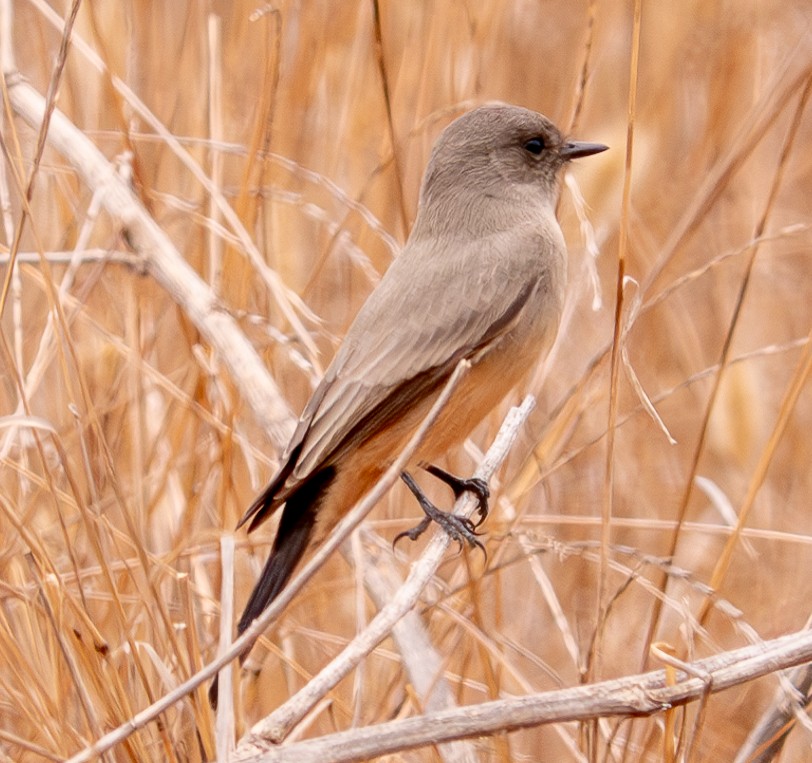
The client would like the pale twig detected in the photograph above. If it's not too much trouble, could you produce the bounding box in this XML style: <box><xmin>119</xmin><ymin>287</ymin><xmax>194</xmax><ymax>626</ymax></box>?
<box><xmin>232</xmin><ymin>628</ymin><xmax>812</xmax><ymax>763</ymax></box>
<box><xmin>596</xmin><ymin>0</ymin><xmax>642</xmax><ymax>688</ymax></box>
<box><xmin>358</xmin><ymin>536</ymin><xmax>479</xmax><ymax>763</ymax></box>
<box><xmin>0</xmin><ymin>248</ymin><xmax>137</xmax><ymax>265</ymax></box>
<box><xmin>215</xmin><ymin>535</ymin><xmax>236</xmax><ymax>761</ymax></box>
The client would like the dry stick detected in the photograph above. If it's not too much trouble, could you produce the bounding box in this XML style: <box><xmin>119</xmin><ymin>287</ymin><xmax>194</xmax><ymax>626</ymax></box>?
<box><xmin>358</xmin><ymin>537</ymin><xmax>479</xmax><ymax>763</ymax></box>
<box><xmin>231</xmin><ymin>629</ymin><xmax>812</xmax><ymax>763</ymax></box>
<box><xmin>566</xmin><ymin>0</ymin><xmax>598</xmax><ymax>135</ymax></box>
<box><xmin>596</xmin><ymin>0</ymin><xmax>641</xmax><ymax>687</ymax></box>
<box><xmin>370</xmin><ymin>0</ymin><xmax>408</xmax><ymax>238</ymax></box>
<box><xmin>0</xmin><ymin>248</ymin><xmax>137</xmax><ymax>264</ymax></box>
<box><xmin>63</xmin><ymin>361</ymin><xmax>470</xmax><ymax>763</ymax></box>
<box><xmin>235</xmin><ymin>396</ymin><xmax>536</xmax><ymax>758</ymax></box>
<box><xmin>207</xmin><ymin>12</ymin><xmax>225</xmax><ymax>292</ymax></box>
<box><xmin>215</xmin><ymin>535</ymin><xmax>236</xmax><ymax>761</ymax></box>
<box><xmin>3</xmin><ymin>70</ymin><xmax>295</xmax><ymax>449</ymax></box>
<box><xmin>229</xmin><ymin>10</ymin><xmax>282</xmax><ymax>322</ymax></box>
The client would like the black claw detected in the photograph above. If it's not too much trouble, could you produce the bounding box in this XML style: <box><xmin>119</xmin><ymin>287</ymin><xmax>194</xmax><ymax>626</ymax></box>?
<box><xmin>393</xmin><ymin>516</ymin><xmax>432</xmax><ymax>547</ymax></box>
<box><xmin>421</xmin><ymin>464</ymin><xmax>490</xmax><ymax>525</ymax></box>
<box><xmin>398</xmin><ymin>471</ymin><xmax>486</xmax><ymax>556</ymax></box>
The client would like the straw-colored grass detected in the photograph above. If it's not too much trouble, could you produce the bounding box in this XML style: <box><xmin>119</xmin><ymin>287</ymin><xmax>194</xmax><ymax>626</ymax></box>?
<box><xmin>2</xmin><ymin>1</ymin><xmax>812</xmax><ymax>760</ymax></box>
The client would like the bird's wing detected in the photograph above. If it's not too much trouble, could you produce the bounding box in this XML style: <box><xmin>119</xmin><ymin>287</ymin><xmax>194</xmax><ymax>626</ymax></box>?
<box><xmin>296</xmin><ymin>229</ymin><xmax>547</xmax><ymax>472</ymax></box>
<box><xmin>239</xmin><ymin>229</ymin><xmax>550</xmax><ymax>531</ymax></box>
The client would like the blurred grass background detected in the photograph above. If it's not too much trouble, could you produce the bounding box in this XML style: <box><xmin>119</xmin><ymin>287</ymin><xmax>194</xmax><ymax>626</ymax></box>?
<box><xmin>2</xmin><ymin>0</ymin><xmax>812</xmax><ymax>760</ymax></box>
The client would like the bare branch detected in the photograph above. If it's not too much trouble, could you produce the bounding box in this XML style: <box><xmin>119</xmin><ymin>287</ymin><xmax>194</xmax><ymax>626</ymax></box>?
<box><xmin>356</xmin><ymin>536</ymin><xmax>479</xmax><ymax>763</ymax></box>
<box><xmin>235</xmin><ymin>628</ymin><xmax>812</xmax><ymax>763</ymax></box>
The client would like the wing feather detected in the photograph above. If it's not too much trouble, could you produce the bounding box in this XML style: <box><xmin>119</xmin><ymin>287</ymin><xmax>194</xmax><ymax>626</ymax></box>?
<box><xmin>238</xmin><ymin>226</ymin><xmax>554</xmax><ymax>533</ymax></box>
<box><xmin>292</xmin><ymin>229</ymin><xmax>546</xmax><ymax>478</ymax></box>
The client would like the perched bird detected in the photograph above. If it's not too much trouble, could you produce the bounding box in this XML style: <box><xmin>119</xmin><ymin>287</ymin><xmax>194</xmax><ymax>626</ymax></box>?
<box><xmin>213</xmin><ymin>104</ymin><xmax>606</xmax><ymax>703</ymax></box>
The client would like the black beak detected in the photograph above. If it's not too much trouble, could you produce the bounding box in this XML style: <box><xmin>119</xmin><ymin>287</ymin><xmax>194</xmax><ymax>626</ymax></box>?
<box><xmin>560</xmin><ymin>141</ymin><xmax>609</xmax><ymax>161</ymax></box>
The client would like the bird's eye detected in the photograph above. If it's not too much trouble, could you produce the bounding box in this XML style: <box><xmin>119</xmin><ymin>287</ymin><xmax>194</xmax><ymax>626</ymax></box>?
<box><xmin>524</xmin><ymin>137</ymin><xmax>545</xmax><ymax>155</ymax></box>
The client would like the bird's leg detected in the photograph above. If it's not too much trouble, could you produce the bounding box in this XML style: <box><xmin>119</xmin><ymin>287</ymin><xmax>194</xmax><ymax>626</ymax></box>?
<box><xmin>420</xmin><ymin>463</ymin><xmax>490</xmax><ymax>526</ymax></box>
<box><xmin>394</xmin><ymin>471</ymin><xmax>485</xmax><ymax>554</ymax></box>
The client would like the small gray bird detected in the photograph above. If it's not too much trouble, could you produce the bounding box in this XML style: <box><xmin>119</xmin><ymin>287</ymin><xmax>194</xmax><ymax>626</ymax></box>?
<box><xmin>212</xmin><ymin>104</ymin><xmax>606</xmax><ymax>704</ymax></box>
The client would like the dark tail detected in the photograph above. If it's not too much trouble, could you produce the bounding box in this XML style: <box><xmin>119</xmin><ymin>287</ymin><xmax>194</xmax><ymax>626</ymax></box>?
<box><xmin>209</xmin><ymin>467</ymin><xmax>335</xmax><ymax>708</ymax></box>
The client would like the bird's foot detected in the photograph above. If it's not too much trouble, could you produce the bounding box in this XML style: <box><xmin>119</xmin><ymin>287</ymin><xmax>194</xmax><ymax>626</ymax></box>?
<box><xmin>394</xmin><ymin>471</ymin><xmax>485</xmax><ymax>555</ymax></box>
<box><xmin>421</xmin><ymin>463</ymin><xmax>490</xmax><ymax>526</ymax></box>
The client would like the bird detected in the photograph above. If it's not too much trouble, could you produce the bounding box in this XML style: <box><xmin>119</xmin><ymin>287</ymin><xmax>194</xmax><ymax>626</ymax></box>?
<box><xmin>212</xmin><ymin>103</ymin><xmax>606</xmax><ymax>704</ymax></box>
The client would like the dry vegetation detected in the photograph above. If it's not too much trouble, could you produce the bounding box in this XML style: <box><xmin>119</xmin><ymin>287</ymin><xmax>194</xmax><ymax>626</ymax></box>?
<box><xmin>2</xmin><ymin>0</ymin><xmax>812</xmax><ymax>761</ymax></box>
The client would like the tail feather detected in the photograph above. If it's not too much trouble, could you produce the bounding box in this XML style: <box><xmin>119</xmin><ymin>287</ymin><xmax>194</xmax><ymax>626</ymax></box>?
<box><xmin>239</xmin><ymin>465</ymin><xmax>336</xmax><ymax>636</ymax></box>
<box><xmin>237</xmin><ymin>496</ymin><xmax>316</xmax><ymax>636</ymax></box>
<box><xmin>209</xmin><ymin>467</ymin><xmax>335</xmax><ymax>708</ymax></box>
